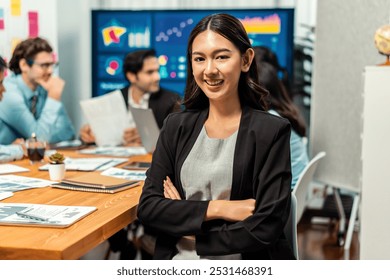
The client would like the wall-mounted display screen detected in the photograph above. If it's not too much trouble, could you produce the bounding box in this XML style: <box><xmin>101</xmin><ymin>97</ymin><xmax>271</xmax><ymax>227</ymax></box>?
<box><xmin>91</xmin><ymin>9</ymin><xmax>294</xmax><ymax>97</ymax></box>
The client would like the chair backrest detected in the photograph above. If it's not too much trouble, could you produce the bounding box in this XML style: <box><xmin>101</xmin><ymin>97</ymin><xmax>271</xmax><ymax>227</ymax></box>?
<box><xmin>292</xmin><ymin>151</ymin><xmax>326</xmax><ymax>223</ymax></box>
<box><xmin>284</xmin><ymin>151</ymin><xmax>326</xmax><ymax>259</ymax></box>
<box><xmin>284</xmin><ymin>192</ymin><xmax>299</xmax><ymax>259</ymax></box>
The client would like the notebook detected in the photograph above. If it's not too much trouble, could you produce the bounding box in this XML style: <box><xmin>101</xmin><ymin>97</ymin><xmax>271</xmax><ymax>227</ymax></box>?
<box><xmin>129</xmin><ymin>107</ymin><xmax>160</xmax><ymax>153</ymax></box>
<box><xmin>52</xmin><ymin>173</ymin><xmax>141</xmax><ymax>193</ymax></box>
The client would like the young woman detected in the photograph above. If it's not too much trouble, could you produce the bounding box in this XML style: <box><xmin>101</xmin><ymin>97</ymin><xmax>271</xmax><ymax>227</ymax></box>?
<box><xmin>256</xmin><ymin>61</ymin><xmax>309</xmax><ymax>188</ymax></box>
<box><xmin>137</xmin><ymin>13</ymin><xmax>295</xmax><ymax>260</ymax></box>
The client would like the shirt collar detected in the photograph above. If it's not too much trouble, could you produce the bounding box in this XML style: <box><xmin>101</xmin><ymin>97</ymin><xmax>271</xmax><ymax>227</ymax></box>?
<box><xmin>128</xmin><ymin>87</ymin><xmax>150</xmax><ymax>109</ymax></box>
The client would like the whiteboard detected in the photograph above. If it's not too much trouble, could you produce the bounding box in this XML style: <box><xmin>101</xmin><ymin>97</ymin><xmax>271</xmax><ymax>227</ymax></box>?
<box><xmin>0</xmin><ymin>0</ymin><xmax>58</xmax><ymax>65</ymax></box>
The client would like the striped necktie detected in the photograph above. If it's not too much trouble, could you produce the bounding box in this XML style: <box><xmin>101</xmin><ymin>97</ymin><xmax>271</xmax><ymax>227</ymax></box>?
<box><xmin>30</xmin><ymin>95</ymin><xmax>38</xmax><ymax>118</ymax></box>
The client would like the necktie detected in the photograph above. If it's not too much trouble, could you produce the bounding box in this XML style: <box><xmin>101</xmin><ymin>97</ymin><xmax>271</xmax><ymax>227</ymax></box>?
<box><xmin>31</xmin><ymin>95</ymin><xmax>38</xmax><ymax>118</ymax></box>
<box><xmin>31</xmin><ymin>95</ymin><xmax>38</xmax><ymax>117</ymax></box>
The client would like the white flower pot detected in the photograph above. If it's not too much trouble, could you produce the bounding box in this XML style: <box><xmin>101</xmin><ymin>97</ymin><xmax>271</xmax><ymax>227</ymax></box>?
<box><xmin>48</xmin><ymin>163</ymin><xmax>66</xmax><ymax>181</ymax></box>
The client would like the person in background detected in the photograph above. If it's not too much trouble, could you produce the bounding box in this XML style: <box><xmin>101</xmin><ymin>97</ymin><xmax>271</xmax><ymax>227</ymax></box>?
<box><xmin>79</xmin><ymin>49</ymin><xmax>181</xmax><ymax>145</ymax></box>
<box><xmin>0</xmin><ymin>37</ymin><xmax>75</xmax><ymax>144</ymax></box>
<box><xmin>256</xmin><ymin>60</ymin><xmax>309</xmax><ymax>189</ymax></box>
<box><xmin>252</xmin><ymin>45</ymin><xmax>292</xmax><ymax>99</ymax></box>
<box><xmin>137</xmin><ymin>13</ymin><xmax>294</xmax><ymax>260</ymax></box>
<box><xmin>0</xmin><ymin>56</ymin><xmax>25</xmax><ymax>162</ymax></box>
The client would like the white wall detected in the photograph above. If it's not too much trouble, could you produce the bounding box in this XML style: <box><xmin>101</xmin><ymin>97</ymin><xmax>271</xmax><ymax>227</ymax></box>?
<box><xmin>56</xmin><ymin>0</ymin><xmax>317</xmax><ymax>135</ymax></box>
<box><xmin>0</xmin><ymin>0</ymin><xmax>58</xmax><ymax>69</ymax></box>
<box><xmin>310</xmin><ymin>0</ymin><xmax>390</xmax><ymax>192</ymax></box>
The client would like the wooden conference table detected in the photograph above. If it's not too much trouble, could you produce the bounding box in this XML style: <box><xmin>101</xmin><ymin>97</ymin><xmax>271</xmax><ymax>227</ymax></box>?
<box><xmin>0</xmin><ymin>149</ymin><xmax>151</xmax><ymax>260</ymax></box>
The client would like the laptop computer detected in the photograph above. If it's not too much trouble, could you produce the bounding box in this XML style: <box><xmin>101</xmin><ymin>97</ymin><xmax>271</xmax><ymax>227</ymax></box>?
<box><xmin>129</xmin><ymin>107</ymin><xmax>160</xmax><ymax>153</ymax></box>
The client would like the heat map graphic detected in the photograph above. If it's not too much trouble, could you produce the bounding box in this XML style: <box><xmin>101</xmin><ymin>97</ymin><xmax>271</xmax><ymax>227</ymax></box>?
<box><xmin>102</xmin><ymin>24</ymin><xmax>127</xmax><ymax>46</ymax></box>
<box><xmin>240</xmin><ymin>14</ymin><xmax>281</xmax><ymax>34</ymax></box>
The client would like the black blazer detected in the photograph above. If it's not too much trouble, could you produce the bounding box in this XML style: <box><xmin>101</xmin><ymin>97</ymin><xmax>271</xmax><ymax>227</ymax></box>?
<box><xmin>137</xmin><ymin>106</ymin><xmax>295</xmax><ymax>260</ymax></box>
<box><xmin>120</xmin><ymin>86</ymin><xmax>181</xmax><ymax>129</ymax></box>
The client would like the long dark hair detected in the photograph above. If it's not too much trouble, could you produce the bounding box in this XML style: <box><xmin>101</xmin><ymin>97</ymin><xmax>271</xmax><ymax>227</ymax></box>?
<box><xmin>9</xmin><ymin>37</ymin><xmax>53</xmax><ymax>75</ymax></box>
<box><xmin>183</xmin><ymin>13</ymin><xmax>269</xmax><ymax>111</ymax></box>
<box><xmin>253</xmin><ymin>46</ymin><xmax>291</xmax><ymax>96</ymax></box>
<box><xmin>257</xmin><ymin>61</ymin><xmax>306</xmax><ymax>137</ymax></box>
<box><xmin>0</xmin><ymin>56</ymin><xmax>6</xmax><ymax>72</ymax></box>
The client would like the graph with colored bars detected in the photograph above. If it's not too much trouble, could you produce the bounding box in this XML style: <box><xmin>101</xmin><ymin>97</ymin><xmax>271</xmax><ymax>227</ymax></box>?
<box><xmin>102</xmin><ymin>24</ymin><xmax>151</xmax><ymax>48</ymax></box>
<box><xmin>240</xmin><ymin>14</ymin><xmax>281</xmax><ymax>34</ymax></box>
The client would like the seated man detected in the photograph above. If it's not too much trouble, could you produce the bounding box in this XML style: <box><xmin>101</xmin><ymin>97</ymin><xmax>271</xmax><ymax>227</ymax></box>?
<box><xmin>0</xmin><ymin>56</ymin><xmax>25</xmax><ymax>162</ymax></box>
<box><xmin>80</xmin><ymin>49</ymin><xmax>181</xmax><ymax>145</ymax></box>
<box><xmin>0</xmin><ymin>37</ymin><xmax>75</xmax><ymax>144</ymax></box>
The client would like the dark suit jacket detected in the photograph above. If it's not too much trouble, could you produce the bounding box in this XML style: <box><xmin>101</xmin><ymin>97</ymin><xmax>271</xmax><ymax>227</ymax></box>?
<box><xmin>137</xmin><ymin>106</ymin><xmax>295</xmax><ymax>260</ymax></box>
<box><xmin>120</xmin><ymin>86</ymin><xmax>181</xmax><ymax>129</ymax></box>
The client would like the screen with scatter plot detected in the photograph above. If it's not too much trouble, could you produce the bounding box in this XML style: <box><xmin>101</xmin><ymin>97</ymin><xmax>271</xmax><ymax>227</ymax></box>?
<box><xmin>91</xmin><ymin>9</ymin><xmax>294</xmax><ymax>97</ymax></box>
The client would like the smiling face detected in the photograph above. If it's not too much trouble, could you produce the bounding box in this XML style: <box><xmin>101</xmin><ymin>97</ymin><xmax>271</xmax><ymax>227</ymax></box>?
<box><xmin>191</xmin><ymin>30</ymin><xmax>253</xmax><ymax>104</ymax></box>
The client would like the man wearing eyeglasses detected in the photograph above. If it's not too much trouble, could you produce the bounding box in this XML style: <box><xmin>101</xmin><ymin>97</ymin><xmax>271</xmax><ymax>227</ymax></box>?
<box><xmin>0</xmin><ymin>37</ymin><xmax>75</xmax><ymax>144</ymax></box>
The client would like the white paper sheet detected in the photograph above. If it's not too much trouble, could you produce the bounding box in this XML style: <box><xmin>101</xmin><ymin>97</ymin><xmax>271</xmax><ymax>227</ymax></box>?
<box><xmin>79</xmin><ymin>146</ymin><xmax>147</xmax><ymax>157</ymax></box>
<box><xmin>0</xmin><ymin>203</ymin><xmax>96</xmax><ymax>227</ymax></box>
<box><xmin>101</xmin><ymin>167</ymin><xmax>147</xmax><ymax>181</ymax></box>
<box><xmin>0</xmin><ymin>175</ymin><xmax>55</xmax><ymax>192</ymax></box>
<box><xmin>0</xmin><ymin>164</ymin><xmax>29</xmax><ymax>175</ymax></box>
<box><xmin>80</xmin><ymin>90</ymin><xmax>128</xmax><ymax>146</ymax></box>
<box><xmin>39</xmin><ymin>157</ymin><xmax>127</xmax><ymax>171</ymax></box>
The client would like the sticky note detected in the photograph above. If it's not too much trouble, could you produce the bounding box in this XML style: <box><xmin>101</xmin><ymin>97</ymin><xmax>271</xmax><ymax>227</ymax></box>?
<box><xmin>11</xmin><ymin>0</ymin><xmax>21</xmax><ymax>17</ymax></box>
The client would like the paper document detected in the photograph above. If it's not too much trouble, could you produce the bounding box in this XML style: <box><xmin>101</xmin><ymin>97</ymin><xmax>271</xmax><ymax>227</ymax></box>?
<box><xmin>0</xmin><ymin>175</ymin><xmax>54</xmax><ymax>192</ymax></box>
<box><xmin>39</xmin><ymin>157</ymin><xmax>127</xmax><ymax>171</ymax></box>
<box><xmin>0</xmin><ymin>164</ymin><xmax>29</xmax><ymax>174</ymax></box>
<box><xmin>80</xmin><ymin>91</ymin><xmax>128</xmax><ymax>146</ymax></box>
<box><xmin>101</xmin><ymin>167</ymin><xmax>147</xmax><ymax>181</ymax></box>
<box><xmin>79</xmin><ymin>146</ymin><xmax>147</xmax><ymax>157</ymax></box>
<box><xmin>0</xmin><ymin>203</ymin><xmax>97</xmax><ymax>227</ymax></box>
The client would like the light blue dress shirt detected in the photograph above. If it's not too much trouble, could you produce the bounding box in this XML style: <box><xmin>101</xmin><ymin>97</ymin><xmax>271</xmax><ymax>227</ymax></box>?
<box><xmin>0</xmin><ymin>74</ymin><xmax>75</xmax><ymax>144</ymax></box>
<box><xmin>269</xmin><ymin>109</ymin><xmax>309</xmax><ymax>189</ymax></box>
<box><xmin>0</xmin><ymin>144</ymin><xmax>24</xmax><ymax>163</ymax></box>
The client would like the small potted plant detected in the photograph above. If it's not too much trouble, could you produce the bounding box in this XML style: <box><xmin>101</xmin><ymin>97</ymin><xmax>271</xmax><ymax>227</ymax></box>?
<box><xmin>48</xmin><ymin>152</ymin><xmax>66</xmax><ymax>181</ymax></box>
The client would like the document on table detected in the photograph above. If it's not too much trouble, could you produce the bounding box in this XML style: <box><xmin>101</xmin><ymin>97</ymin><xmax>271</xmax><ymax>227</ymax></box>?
<box><xmin>0</xmin><ymin>175</ymin><xmax>55</xmax><ymax>192</ymax></box>
<box><xmin>80</xmin><ymin>91</ymin><xmax>129</xmax><ymax>147</ymax></box>
<box><xmin>0</xmin><ymin>164</ymin><xmax>29</xmax><ymax>174</ymax></box>
<box><xmin>79</xmin><ymin>146</ymin><xmax>148</xmax><ymax>157</ymax></box>
<box><xmin>0</xmin><ymin>203</ymin><xmax>97</xmax><ymax>228</ymax></box>
<box><xmin>39</xmin><ymin>157</ymin><xmax>128</xmax><ymax>171</ymax></box>
<box><xmin>101</xmin><ymin>167</ymin><xmax>147</xmax><ymax>181</ymax></box>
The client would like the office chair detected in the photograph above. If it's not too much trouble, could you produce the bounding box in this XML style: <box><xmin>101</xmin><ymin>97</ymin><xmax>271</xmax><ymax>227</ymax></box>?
<box><xmin>284</xmin><ymin>192</ymin><xmax>299</xmax><ymax>259</ymax></box>
<box><xmin>284</xmin><ymin>151</ymin><xmax>326</xmax><ymax>259</ymax></box>
<box><xmin>292</xmin><ymin>151</ymin><xmax>326</xmax><ymax>223</ymax></box>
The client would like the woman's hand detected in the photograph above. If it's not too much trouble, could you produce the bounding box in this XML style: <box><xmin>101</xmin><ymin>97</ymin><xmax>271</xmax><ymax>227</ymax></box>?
<box><xmin>163</xmin><ymin>176</ymin><xmax>181</xmax><ymax>200</ymax></box>
<box><xmin>206</xmin><ymin>199</ymin><xmax>256</xmax><ymax>222</ymax></box>
<box><xmin>163</xmin><ymin>176</ymin><xmax>255</xmax><ymax>222</ymax></box>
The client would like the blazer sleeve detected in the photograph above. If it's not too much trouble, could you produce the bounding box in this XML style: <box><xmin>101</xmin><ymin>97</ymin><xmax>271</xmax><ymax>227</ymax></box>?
<box><xmin>195</xmin><ymin>121</ymin><xmax>292</xmax><ymax>255</ymax></box>
<box><xmin>137</xmin><ymin>114</ymin><xmax>209</xmax><ymax>237</ymax></box>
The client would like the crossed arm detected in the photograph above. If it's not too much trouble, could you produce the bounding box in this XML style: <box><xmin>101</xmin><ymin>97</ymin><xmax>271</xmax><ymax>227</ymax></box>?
<box><xmin>163</xmin><ymin>176</ymin><xmax>255</xmax><ymax>223</ymax></box>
